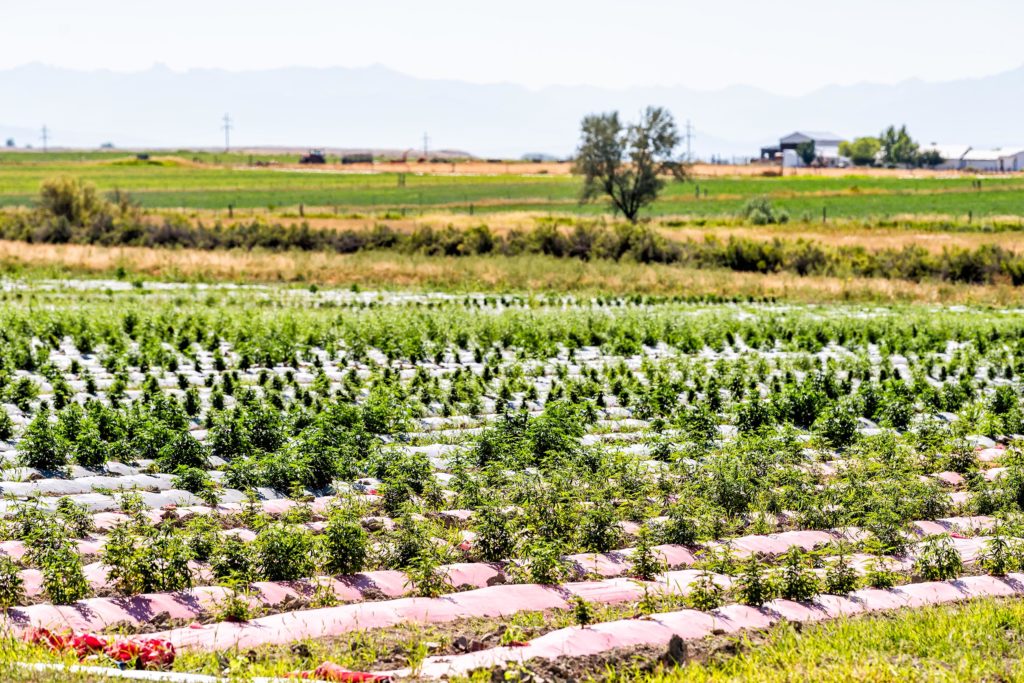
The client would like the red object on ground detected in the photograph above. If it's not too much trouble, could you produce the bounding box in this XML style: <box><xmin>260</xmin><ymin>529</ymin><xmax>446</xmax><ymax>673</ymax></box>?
<box><xmin>138</xmin><ymin>638</ymin><xmax>177</xmax><ymax>667</ymax></box>
<box><xmin>69</xmin><ymin>631</ymin><xmax>107</xmax><ymax>657</ymax></box>
<box><xmin>24</xmin><ymin>627</ymin><xmax>66</xmax><ymax>651</ymax></box>
<box><xmin>104</xmin><ymin>639</ymin><xmax>141</xmax><ymax>663</ymax></box>
<box><xmin>286</xmin><ymin>661</ymin><xmax>392</xmax><ymax>682</ymax></box>
<box><xmin>23</xmin><ymin>627</ymin><xmax>175</xmax><ymax>669</ymax></box>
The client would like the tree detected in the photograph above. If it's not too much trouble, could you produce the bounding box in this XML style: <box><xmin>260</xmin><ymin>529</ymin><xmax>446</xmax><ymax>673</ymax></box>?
<box><xmin>880</xmin><ymin>125</ymin><xmax>919</xmax><ymax>167</ymax></box>
<box><xmin>918</xmin><ymin>149</ymin><xmax>944</xmax><ymax>168</ymax></box>
<box><xmin>574</xmin><ymin>107</ymin><xmax>686</xmax><ymax>223</ymax></box>
<box><xmin>796</xmin><ymin>140</ymin><xmax>817</xmax><ymax>167</ymax></box>
<box><xmin>839</xmin><ymin>137</ymin><xmax>881</xmax><ymax>166</ymax></box>
<box><xmin>37</xmin><ymin>176</ymin><xmax>110</xmax><ymax>227</ymax></box>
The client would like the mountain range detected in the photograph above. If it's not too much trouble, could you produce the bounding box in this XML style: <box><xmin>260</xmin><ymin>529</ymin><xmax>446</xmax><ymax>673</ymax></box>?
<box><xmin>1</xmin><ymin>63</ymin><xmax>1021</xmax><ymax>159</ymax></box>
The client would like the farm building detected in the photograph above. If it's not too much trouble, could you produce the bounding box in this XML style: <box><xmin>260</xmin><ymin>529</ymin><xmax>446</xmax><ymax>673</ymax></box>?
<box><xmin>918</xmin><ymin>143</ymin><xmax>971</xmax><ymax>170</ymax></box>
<box><xmin>961</xmin><ymin>148</ymin><xmax>1024</xmax><ymax>172</ymax></box>
<box><xmin>761</xmin><ymin>131</ymin><xmax>847</xmax><ymax>167</ymax></box>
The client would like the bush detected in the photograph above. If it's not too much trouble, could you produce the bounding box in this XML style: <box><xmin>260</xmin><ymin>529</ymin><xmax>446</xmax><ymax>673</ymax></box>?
<box><xmin>0</xmin><ymin>409</ymin><xmax>13</xmax><ymax>441</ymax></box>
<box><xmin>816</xmin><ymin>400</ymin><xmax>859</xmax><ymax>449</ymax></box>
<box><xmin>629</xmin><ymin>526</ymin><xmax>666</xmax><ymax>580</ymax></box>
<box><xmin>777</xmin><ymin>547</ymin><xmax>820</xmax><ymax>601</ymax></box>
<box><xmin>914</xmin><ymin>535</ymin><xmax>962</xmax><ymax>581</ymax></box>
<box><xmin>685</xmin><ymin>571</ymin><xmax>724</xmax><ymax>611</ymax></box>
<box><xmin>254</xmin><ymin>524</ymin><xmax>317</xmax><ymax>581</ymax></box>
<box><xmin>734</xmin><ymin>556</ymin><xmax>774</xmax><ymax>606</ymax></box>
<box><xmin>211</xmin><ymin>535</ymin><xmax>256</xmax><ymax>583</ymax></box>
<box><xmin>102</xmin><ymin>522</ymin><xmax>193</xmax><ymax>596</ymax></box>
<box><xmin>0</xmin><ymin>556</ymin><xmax>24</xmax><ymax>609</ymax></box>
<box><xmin>320</xmin><ymin>509</ymin><xmax>368</xmax><ymax>575</ymax></box>
<box><xmin>18</xmin><ymin>409</ymin><xmax>69</xmax><ymax>471</ymax></box>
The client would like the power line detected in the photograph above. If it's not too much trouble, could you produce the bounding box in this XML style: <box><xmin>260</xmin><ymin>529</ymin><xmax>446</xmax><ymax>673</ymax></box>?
<box><xmin>423</xmin><ymin>132</ymin><xmax>429</xmax><ymax>159</ymax></box>
<box><xmin>222</xmin><ymin>114</ymin><xmax>233</xmax><ymax>152</ymax></box>
<box><xmin>41</xmin><ymin>124</ymin><xmax>49</xmax><ymax>152</ymax></box>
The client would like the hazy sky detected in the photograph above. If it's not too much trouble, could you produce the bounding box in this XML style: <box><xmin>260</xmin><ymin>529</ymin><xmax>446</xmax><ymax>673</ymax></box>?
<box><xmin>3</xmin><ymin>0</ymin><xmax>1022</xmax><ymax>94</ymax></box>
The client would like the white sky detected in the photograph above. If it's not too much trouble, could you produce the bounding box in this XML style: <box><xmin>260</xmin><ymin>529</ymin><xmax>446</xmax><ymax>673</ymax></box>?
<box><xmin>2</xmin><ymin>0</ymin><xmax>1021</xmax><ymax>94</ymax></box>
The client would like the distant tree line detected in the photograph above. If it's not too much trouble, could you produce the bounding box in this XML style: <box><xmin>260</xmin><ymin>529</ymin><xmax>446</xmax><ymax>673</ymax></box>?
<box><xmin>2</xmin><ymin>177</ymin><xmax>1023</xmax><ymax>287</ymax></box>
<box><xmin>840</xmin><ymin>125</ymin><xmax>943</xmax><ymax>168</ymax></box>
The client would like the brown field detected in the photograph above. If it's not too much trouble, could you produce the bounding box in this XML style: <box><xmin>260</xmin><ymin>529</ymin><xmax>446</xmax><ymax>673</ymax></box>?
<box><xmin>1</xmin><ymin>240</ymin><xmax>1022</xmax><ymax>305</ymax></box>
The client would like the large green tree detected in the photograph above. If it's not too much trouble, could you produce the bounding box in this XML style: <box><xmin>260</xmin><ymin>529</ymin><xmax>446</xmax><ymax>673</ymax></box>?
<box><xmin>796</xmin><ymin>140</ymin><xmax>817</xmax><ymax>166</ymax></box>
<box><xmin>574</xmin><ymin>107</ymin><xmax>686</xmax><ymax>223</ymax></box>
<box><xmin>880</xmin><ymin>125</ymin><xmax>919</xmax><ymax>167</ymax></box>
<box><xmin>839</xmin><ymin>137</ymin><xmax>881</xmax><ymax>166</ymax></box>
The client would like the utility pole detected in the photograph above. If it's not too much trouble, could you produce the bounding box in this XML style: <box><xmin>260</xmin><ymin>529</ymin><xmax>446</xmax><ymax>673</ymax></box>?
<box><xmin>684</xmin><ymin>119</ymin><xmax>695</xmax><ymax>163</ymax></box>
<box><xmin>41</xmin><ymin>125</ymin><xmax>49</xmax><ymax>152</ymax></box>
<box><xmin>422</xmin><ymin>132</ymin><xmax>429</xmax><ymax>160</ymax></box>
<box><xmin>222</xmin><ymin>114</ymin><xmax>233</xmax><ymax>152</ymax></box>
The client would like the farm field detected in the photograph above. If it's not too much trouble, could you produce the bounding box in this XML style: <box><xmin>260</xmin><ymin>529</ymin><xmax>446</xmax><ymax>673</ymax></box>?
<box><xmin>2</xmin><ymin>153</ymin><xmax>1024</xmax><ymax>223</ymax></box>
<box><xmin>1</xmin><ymin>282</ymin><xmax>1024</xmax><ymax>680</ymax></box>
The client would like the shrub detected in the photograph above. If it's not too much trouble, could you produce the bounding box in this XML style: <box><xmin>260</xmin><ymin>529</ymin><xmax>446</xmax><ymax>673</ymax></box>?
<box><xmin>777</xmin><ymin>547</ymin><xmax>820</xmax><ymax>601</ymax></box>
<box><xmin>473</xmin><ymin>504</ymin><xmax>518</xmax><ymax>562</ymax></box>
<box><xmin>914</xmin><ymin>535</ymin><xmax>963</xmax><ymax>581</ymax></box>
<box><xmin>579</xmin><ymin>501</ymin><xmax>623</xmax><ymax>553</ymax></box>
<box><xmin>816</xmin><ymin>401</ymin><xmax>859</xmax><ymax>449</ymax></box>
<box><xmin>824</xmin><ymin>550</ymin><xmax>858</xmax><ymax>595</ymax></box>
<box><xmin>211</xmin><ymin>535</ymin><xmax>256</xmax><ymax>583</ymax></box>
<box><xmin>32</xmin><ymin>542</ymin><xmax>90</xmax><ymax>604</ymax></box>
<box><xmin>685</xmin><ymin>571</ymin><xmax>724</xmax><ymax>611</ymax></box>
<box><xmin>254</xmin><ymin>524</ymin><xmax>317</xmax><ymax>581</ymax></box>
<box><xmin>570</xmin><ymin>595</ymin><xmax>596</xmax><ymax>626</ymax></box>
<box><xmin>517</xmin><ymin>539</ymin><xmax>569</xmax><ymax>585</ymax></box>
<box><xmin>863</xmin><ymin>558</ymin><xmax>899</xmax><ymax>589</ymax></box>
<box><xmin>18</xmin><ymin>409</ymin><xmax>69</xmax><ymax>471</ymax></box>
<box><xmin>320</xmin><ymin>509</ymin><xmax>368</xmax><ymax>575</ymax></box>
<box><xmin>0</xmin><ymin>409</ymin><xmax>13</xmax><ymax>441</ymax></box>
<box><xmin>0</xmin><ymin>556</ymin><xmax>25</xmax><ymax>609</ymax></box>
<box><xmin>158</xmin><ymin>432</ymin><xmax>209</xmax><ymax>471</ymax></box>
<box><xmin>979</xmin><ymin>532</ymin><xmax>1020</xmax><ymax>577</ymax></box>
<box><xmin>102</xmin><ymin>522</ymin><xmax>193</xmax><ymax>596</ymax></box>
<box><xmin>734</xmin><ymin>556</ymin><xmax>774</xmax><ymax>606</ymax></box>
<box><xmin>404</xmin><ymin>548</ymin><xmax>452</xmax><ymax>598</ymax></box>
<box><xmin>630</xmin><ymin>526</ymin><xmax>666</xmax><ymax>580</ymax></box>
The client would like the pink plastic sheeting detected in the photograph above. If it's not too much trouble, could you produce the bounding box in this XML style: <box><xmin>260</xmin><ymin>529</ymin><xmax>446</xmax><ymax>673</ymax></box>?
<box><xmin>19</xmin><ymin>561</ymin><xmax>212</xmax><ymax>599</ymax></box>
<box><xmin>565</xmin><ymin>544</ymin><xmax>695</xmax><ymax>577</ymax></box>
<box><xmin>21</xmin><ymin>562</ymin><xmax>109</xmax><ymax>598</ymax></box>
<box><xmin>720</xmin><ymin>530</ymin><xmax>838</xmax><ymax>557</ymax></box>
<box><xmin>976</xmin><ymin>448</ymin><xmax>1005</xmax><ymax>463</ymax></box>
<box><xmin>7</xmin><ymin>586</ymin><xmax>235</xmax><ymax>632</ymax></box>
<box><xmin>932</xmin><ymin>471</ymin><xmax>966</xmax><ymax>488</ymax></box>
<box><xmin>392</xmin><ymin>574</ymin><xmax>1024</xmax><ymax>679</ymax></box>
<box><xmin>984</xmin><ymin>468</ymin><xmax>1007</xmax><ymax>481</ymax></box>
<box><xmin>139</xmin><ymin>572</ymin><xmax>721</xmax><ymax>652</ymax></box>
<box><xmin>0</xmin><ymin>538</ymin><xmax>103</xmax><ymax>561</ymax></box>
<box><xmin>936</xmin><ymin>516</ymin><xmax>995</xmax><ymax>533</ymax></box>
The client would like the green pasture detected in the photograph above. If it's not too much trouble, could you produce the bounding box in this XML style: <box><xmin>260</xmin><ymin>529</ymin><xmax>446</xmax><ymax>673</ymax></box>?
<box><xmin>1</xmin><ymin>153</ymin><xmax>1024</xmax><ymax>221</ymax></box>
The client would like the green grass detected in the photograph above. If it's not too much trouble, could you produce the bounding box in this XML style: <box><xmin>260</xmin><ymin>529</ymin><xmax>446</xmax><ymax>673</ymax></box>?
<box><xmin>632</xmin><ymin>598</ymin><xmax>1024</xmax><ymax>682</ymax></box>
<box><xmin>2</xmin><ymin>155</ymin><xmax>1024</xmax><ymax>220</ymax></box>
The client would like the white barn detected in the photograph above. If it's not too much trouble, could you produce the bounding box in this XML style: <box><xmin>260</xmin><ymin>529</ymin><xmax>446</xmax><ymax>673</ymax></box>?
<box><xmin>918</xmin><ymin>143</ymin><xmax>971</xmax><ymax>170</ymax></box>
<box><xmin>778</xmin><ymin>131</ymin><xmax>846</xmax><ymax>167</ymax></box>
<box><xmin>961</xmin><ymin>148</ymin><xmax>1024</xmax><ymax>172</ymax></box>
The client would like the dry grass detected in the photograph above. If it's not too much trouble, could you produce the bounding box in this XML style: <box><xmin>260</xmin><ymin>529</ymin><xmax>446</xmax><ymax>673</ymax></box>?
<box><xmin>651</xmin><ymin>224</ymin><xmax>1024</xmax><ymax>254</ymax></box>
<box><xmin>0</xmin><ymin>240</ymin><xmax>1021</xmax><ymax>305</ymax></box>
